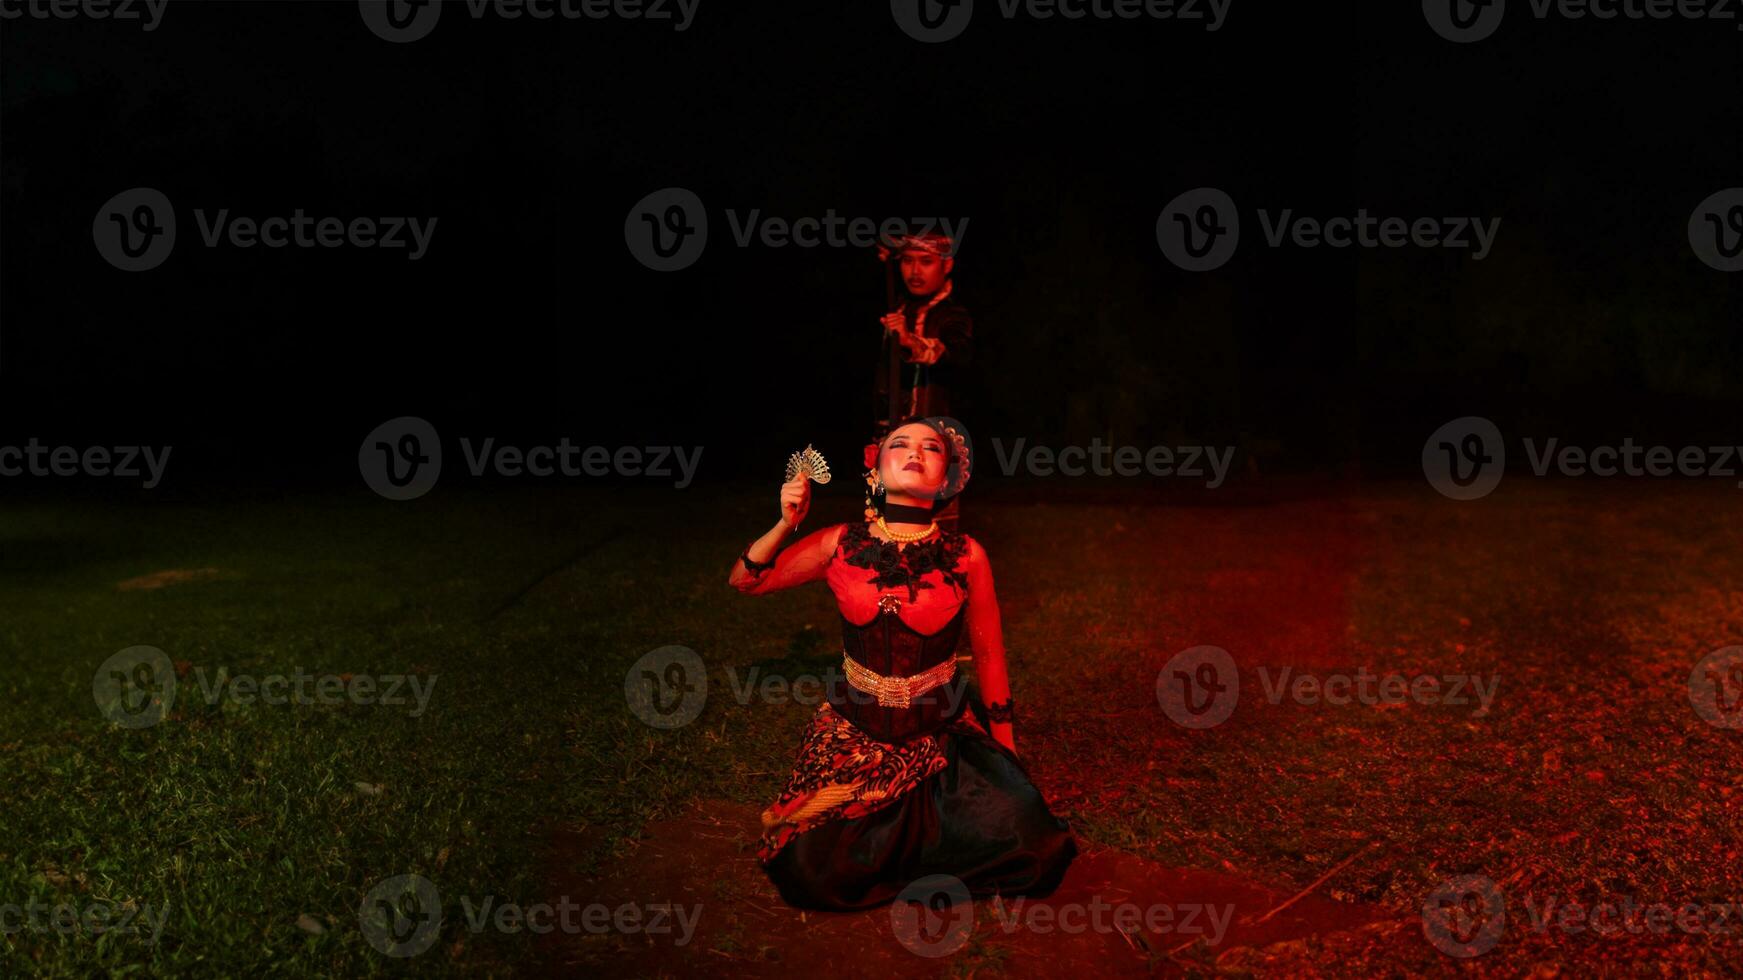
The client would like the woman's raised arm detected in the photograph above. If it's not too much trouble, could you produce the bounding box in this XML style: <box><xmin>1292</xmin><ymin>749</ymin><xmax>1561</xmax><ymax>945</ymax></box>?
<box><xmin>729</xmin><ymin>475</ymin><xmax>843</xmax><ymax>595</ymax></box>
<box><xmin>729</xmin><ymin>522</ymin><xmax>843</xmax><ymax>595</ymax></box>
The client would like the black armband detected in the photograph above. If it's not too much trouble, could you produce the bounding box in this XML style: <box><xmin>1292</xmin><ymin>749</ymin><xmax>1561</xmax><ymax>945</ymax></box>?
<box><xmin>984</xmin><ymin>698</ymin><xmax>1015</xmax><ymax>725</ymax></box>
<box><xmin>739</xmin><ymin>549</ymin><xmax>776</xmax><ymax>577</ymax></box>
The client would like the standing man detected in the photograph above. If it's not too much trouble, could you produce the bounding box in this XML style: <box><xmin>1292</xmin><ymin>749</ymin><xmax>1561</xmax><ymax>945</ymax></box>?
<box><xmin>872</xmin><ymin>231</ymin><xmax>974</xmax><ymax>530</ymax></box>
<box><xmin>875</xmin><ymin>231</ymin><xmax>974</xmax><ymax>430</ymax></box>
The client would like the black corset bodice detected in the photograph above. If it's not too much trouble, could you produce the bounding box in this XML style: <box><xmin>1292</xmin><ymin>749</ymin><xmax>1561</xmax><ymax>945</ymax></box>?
<box><xmin>824</xmin><ymin>521</ymin><xmax>974</xmax><ymax>743</ymax></box>
<box><xmin>828</xmin><ymin>605</ymin><xmax>968</xmax><ymax>743</ymax></box>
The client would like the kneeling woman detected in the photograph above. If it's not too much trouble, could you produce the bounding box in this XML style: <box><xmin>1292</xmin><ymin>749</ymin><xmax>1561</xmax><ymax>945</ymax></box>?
<box><xmin>728</xmin><ymin>418</ymin><xmax>1077</xmax><ymax>910</ymax></box>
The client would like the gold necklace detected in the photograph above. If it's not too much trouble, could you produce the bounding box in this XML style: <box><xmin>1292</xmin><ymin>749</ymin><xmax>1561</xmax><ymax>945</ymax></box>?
<box><xmin>876</xmin><ymin>515</ymin><xmax>938</xmax><ymax>543</ymax></box>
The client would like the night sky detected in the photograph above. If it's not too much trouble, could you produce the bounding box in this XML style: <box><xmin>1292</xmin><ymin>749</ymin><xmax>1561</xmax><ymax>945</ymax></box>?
<box><xmin>2</xmin><ymin>1</ymin><xmax>1738</xmax><ymax>486</ymax></box>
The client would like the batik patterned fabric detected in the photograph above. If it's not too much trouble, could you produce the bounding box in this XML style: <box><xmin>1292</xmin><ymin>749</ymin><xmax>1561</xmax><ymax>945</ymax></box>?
<box><xmin>756</xmin><ymin>702</ymin><xmax>988</xmax><ymax>862</ymax></box>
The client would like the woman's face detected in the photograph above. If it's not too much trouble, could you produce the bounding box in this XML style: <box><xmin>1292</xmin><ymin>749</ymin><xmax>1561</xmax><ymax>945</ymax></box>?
<box><xmin>879</xmin><ymin>423</ymin><xmax>950</xmax><ymax>500</ymax></box>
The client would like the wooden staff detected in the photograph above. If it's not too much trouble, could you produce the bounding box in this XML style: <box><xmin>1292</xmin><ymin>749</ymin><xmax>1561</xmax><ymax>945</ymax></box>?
<box><xmin>883</xmin><ymin>251</ymin><xmax>900</xmax><ymax>433</ymax></box>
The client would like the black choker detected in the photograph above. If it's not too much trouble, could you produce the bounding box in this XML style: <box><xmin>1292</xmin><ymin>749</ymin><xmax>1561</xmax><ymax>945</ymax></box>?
<box><xmin>882</xmin><ymin>502</ymin><xmax>936</xmax><ymax>526</ymax></box>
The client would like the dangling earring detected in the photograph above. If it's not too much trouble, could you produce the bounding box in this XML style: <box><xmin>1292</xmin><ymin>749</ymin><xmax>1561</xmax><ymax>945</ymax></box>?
<box><xmin>863</xmin><ymin>469</ymin><xmax>884</xmax><ymax>521</ymax></box>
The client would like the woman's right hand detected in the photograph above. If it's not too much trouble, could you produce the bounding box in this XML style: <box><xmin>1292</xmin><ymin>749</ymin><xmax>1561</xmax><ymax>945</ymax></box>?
<box><xmin>779</xmin><ymin>476</ymin><xmax>811</xmax><ymax>530</ymax></box>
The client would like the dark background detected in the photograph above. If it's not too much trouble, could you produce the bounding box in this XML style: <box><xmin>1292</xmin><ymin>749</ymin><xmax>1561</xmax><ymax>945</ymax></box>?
<box><xmin>2</xmin><ymin>1</ymin><xmax>1738</xmax><ymax>489</ymax></box>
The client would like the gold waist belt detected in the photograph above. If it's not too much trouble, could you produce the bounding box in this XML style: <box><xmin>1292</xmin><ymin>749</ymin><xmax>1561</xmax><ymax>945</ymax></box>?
<box><xmin>842</xmin><ymin>653</ymin><xmax>957</xmax><ymax>709</ymax></box>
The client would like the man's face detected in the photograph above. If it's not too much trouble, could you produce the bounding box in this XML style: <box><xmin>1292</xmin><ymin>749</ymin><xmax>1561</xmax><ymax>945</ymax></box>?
<box><xmin>899</xmin><ymin>251</ymin><xmax>953</xmax><ymax>298</ymax></box>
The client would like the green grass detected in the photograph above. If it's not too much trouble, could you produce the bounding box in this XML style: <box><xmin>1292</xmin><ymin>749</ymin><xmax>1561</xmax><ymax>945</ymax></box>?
<box><xmin>1</xmin><ymin>481</ymin><xmax>1740</xmax><ymax>976</ymax></box>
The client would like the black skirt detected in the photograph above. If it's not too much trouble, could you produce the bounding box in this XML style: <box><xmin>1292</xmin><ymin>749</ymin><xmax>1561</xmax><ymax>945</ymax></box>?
<box><xmin>764</xmin><ymin>714</ymin><xmax>1078</xmax><ymax>911</ymax></box>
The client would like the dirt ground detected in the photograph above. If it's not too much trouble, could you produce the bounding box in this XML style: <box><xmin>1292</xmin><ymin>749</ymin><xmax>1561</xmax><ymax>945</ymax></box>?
<box><xmin>539</xmin><ymin>799</ymin><xmax>1400</xmax><ymax>977</ymax></box>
